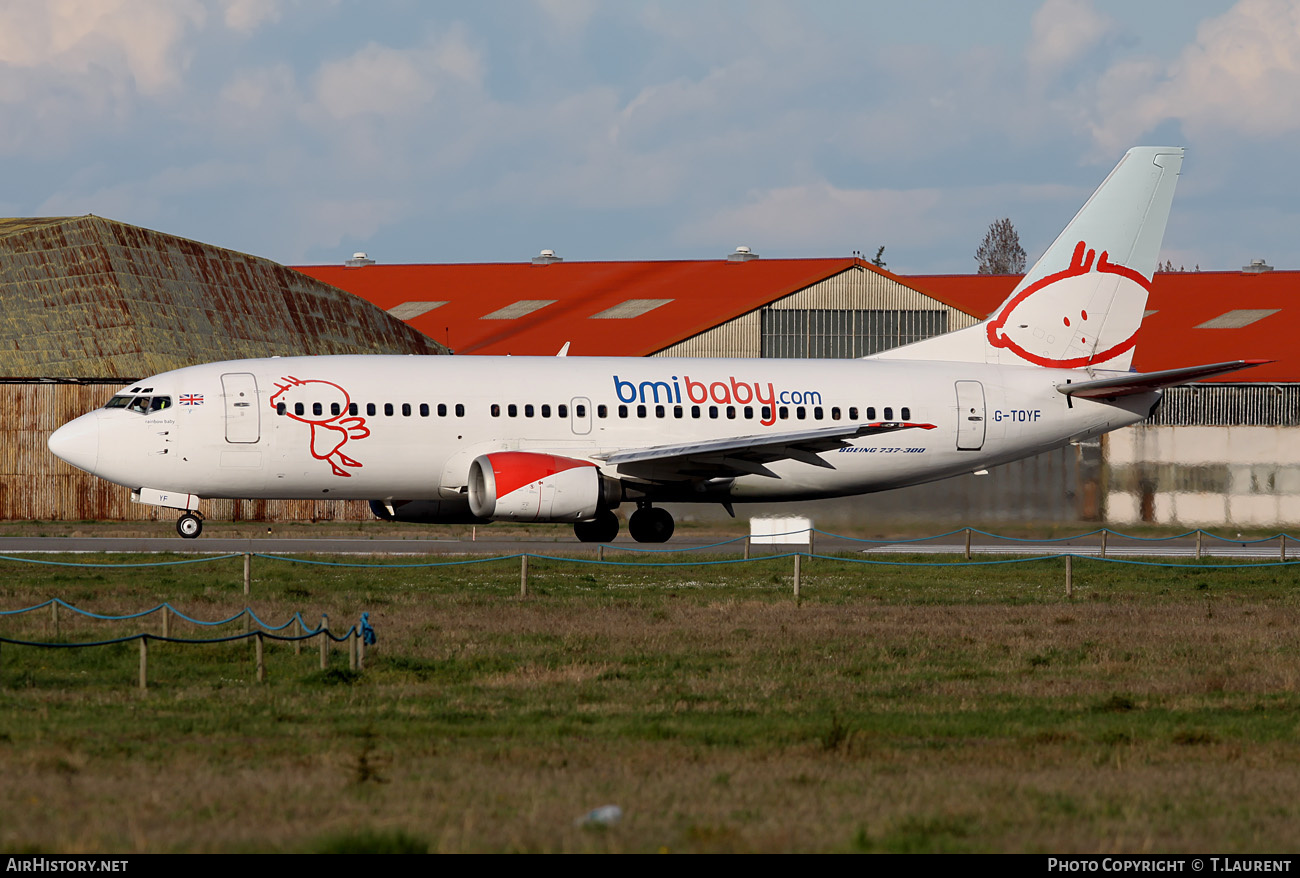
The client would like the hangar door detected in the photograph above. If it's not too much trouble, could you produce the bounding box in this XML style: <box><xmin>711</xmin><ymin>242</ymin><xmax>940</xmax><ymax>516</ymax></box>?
<box><xmin>222</xmin><ymin>373</ymin><xmax>261</xmax><ymax>444</ymax></box>
<box><xmin>954</xmin><ymin>380</ymin><xmax>986</xmax><ymax>451</ymax></box>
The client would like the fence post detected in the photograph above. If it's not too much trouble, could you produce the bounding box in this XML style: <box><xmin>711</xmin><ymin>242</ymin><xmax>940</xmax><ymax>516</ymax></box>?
<box><xmin>319</xmin><ymin>614</ymin><xmax>329</xmax><ymax>670</ymax></box>
<box><xmin>965</xmin><ymin>528</ymin><xmax>972</xmax><ymax>561</ymax></box>
<box><xmin>743</xmin><ymin>535</ymin><xmax>750</xmax><ymax>561</ymax></box>
<box><xmin>358</xmin><ymin>626</ymin><xmax>366</xmax><ymax>670</ymax></box>
<box><xmin>1065</xmin><ymin>555</ymin><xmax>1073</xmax><ymax>598</ymax></box>
<box><xmin>1282</xmin><ymin>533</ymin><xmax>1288</xmax><ymax>563</ymax></box>
<box><xmin>161</xmin><ymin>605</ymin><xmax>169</xmax><ymax>639</ymax></box>
<box><xmin>255</xmin><ymin>632</ymin><xmax>265</xmax><ymax>683</ymax></box>
<box><xmin>1100</xmin><ymin>529</ymin><xmax>1108</xmax><ymax>559</ymax></box>
<box><xmin>598</xmin><ymin>544</ymin><xmax>604</xmax><ymax>562</ymax></box>
<box><xmin>51</xmin><ymin>600</ymin><xmax>59</xmax><ymax>640</ymax></box>
<box><xmin>793</xmin><ymin>552</ymin><xmax>802</xmax><ymax>603</ymax></box>
<box><xmin>139</xmin><ymin>636</ymin><xmax>148</xmax><ymax>691</ymax></box>
<box><xmin>1196</xmin><ymin>530</ymin><xmax>1203</xmax><ymax>560</ymax></box>
<box><xmin>243</xmin><ymin>553</ymin><xmax>252</xmax><ymax>596</ymax></box>
<box><xmin>520</xmin><ymin>555</ymin><xmax>529</xmax><ymax>598</ymax></box>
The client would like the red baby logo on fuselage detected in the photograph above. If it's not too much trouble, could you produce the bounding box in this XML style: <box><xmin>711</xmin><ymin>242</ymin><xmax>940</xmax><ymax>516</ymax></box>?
<box><xmin>986</xmin><ymin>241</ymin><xmax>1151</xmax><ymax>368</ymax></box>
<box><xmin>268</xmin><ymin>376</ymin><xmax>370</xmax><ymax>477</ymax></box>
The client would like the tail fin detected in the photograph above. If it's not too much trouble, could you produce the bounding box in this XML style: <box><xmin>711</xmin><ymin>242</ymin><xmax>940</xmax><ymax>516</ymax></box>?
<box><xmin>873</xmin><ymin>146</ymin><xmax>1184</xmax><ymax>369</ymax></box>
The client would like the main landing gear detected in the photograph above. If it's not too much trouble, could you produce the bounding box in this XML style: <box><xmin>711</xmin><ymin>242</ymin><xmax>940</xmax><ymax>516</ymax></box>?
<box><xmin>176</xmin><ymin>511</ymin><xmax>204</xmax><ymax>539</ymax></box>
<box><xmin>574</xmin><ymin>509</ymin><xmax>620</xmax><ymax>543</ymax></box>
<box><xmin>572</xmin><ymin>504</ymin><xmax>676</xmax><ymax>544</ymax></box>
<box><xmin>628</xmin><ymin>504</ymin><xmax>674</xmax><ymax>544</ymax></box>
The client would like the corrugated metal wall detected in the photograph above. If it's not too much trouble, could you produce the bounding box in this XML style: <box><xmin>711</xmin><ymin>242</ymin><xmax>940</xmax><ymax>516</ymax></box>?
<box><xmin>1146</xmin><ymin>384</ymin><xmax>1300</xmax><ymax>427</ymax></box>
<box><xmin>654</xmin><ymin>267</ymin><xmax>978</xmax><ymax>358</ymax></box>
<box><xmin>3</xmin><ymin>383</ymin><xmax>373</xmax><ymax>522</ymax></box>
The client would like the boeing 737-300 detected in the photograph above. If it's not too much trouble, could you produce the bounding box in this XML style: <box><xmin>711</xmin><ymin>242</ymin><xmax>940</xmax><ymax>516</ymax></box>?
<box><xmin>47</xmin><ymin>147</ymin><xmax>1262</xmax><ymax>541</ymax></box>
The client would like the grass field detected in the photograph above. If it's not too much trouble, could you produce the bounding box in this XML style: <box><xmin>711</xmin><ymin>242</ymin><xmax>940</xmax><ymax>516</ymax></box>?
<box><xmin>2</xmin><ymin>548</ymin><xmax>1299</xmax><ymax>853</ymax></box>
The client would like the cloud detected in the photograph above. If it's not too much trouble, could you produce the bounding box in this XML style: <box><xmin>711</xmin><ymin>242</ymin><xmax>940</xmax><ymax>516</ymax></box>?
<box><xmin>1088</xmin><ymin>0</ymin><xmax>1300</xmax><ymax>152</ymax></box>
<box><xmin>1027</xmin><ymin>0</ymin><xmax>1116</xmax><ymax>82</ymax></box>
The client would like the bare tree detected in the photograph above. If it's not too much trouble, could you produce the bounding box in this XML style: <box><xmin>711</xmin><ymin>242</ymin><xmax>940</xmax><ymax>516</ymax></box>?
<box><xmin>871</xmin><ymin>246</ymin><xmax>886</xmax><ymax>269</ymax></box>
<box><xmin>975</xmin><ymin>218</ymin><xmax>1026</xmax><ymax>275</ymax></box>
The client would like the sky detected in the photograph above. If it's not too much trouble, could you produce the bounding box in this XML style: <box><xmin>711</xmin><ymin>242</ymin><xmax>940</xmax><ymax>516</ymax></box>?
<box><xmin>3</xmin><ymin>0</ymin><xmax>1297</xmax><ymax>274</ymax></box>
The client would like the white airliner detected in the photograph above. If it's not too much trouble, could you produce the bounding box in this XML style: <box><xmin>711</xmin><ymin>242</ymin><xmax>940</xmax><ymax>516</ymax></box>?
<box><xmin>48</xmin><ymin>147</ymin><xmax>1261</xmax><ymax>541</ymax></box>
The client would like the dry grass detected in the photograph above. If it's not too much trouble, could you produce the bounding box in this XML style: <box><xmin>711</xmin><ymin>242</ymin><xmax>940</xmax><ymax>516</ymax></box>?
<box><xmin>1</xmin><ymin>553</ymin><xmax>1299</xmax><ymax>852</ymax></box>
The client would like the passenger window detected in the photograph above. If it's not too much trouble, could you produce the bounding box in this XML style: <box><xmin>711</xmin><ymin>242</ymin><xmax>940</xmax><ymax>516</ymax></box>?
<box><xmin>349</xmin><ymin>403</ymin><xmax>358</xmax><ymax>416</ymax></box>
<box><xmin>311</xmin><ymin>402</ymin><xmax>321</xmax><ymax>416</ymax></box>
<box><xmin>796</xmin><ymin>407</ymin><xmax>806</xmax><ymax>420</ymax></box>
<box><xmin>455</xmin><ymin>404</ymin><xmax>465</xmax><ymax>417</ymax></box>
<box><xmin>618</xmin><ymin>405</ymin><xmax>628</xmax><ymax>418</ymax></box>
<box><xmin>402</xmin><ymin>403</ymin><xmax>412</xmax><ymax>417</ymax></box>
<box><xmin>419</xmin><ymin>403</ymin><xmax>429</xmax><ymax>417</ymax></box>
<box><xmin>384</xmin><ymin>403</ymin><xmax>394</xmax><ymax>417</ymax></box>
<box><xmin>541</xmin><ymin>404</ymin><xmax>551</xmax><ymax>418</ymax></box>
<box><xmin>637</xmin><ymin>405</ymin><xmax>647</xmax><ymax>418</ymax></box>
<box><xmin>813</xmin><ymin>407</ymin><xmax>823</xmax><ymax>420</ymax></box>
<box><xmin>576</xmin><ymin>404</ymin><xmax>586</xmax><ymax>418</ymax></box>
<box><xmin>691</xmin><ymin>405</ymin><xmax>701</xmax><ymax>418</ymax></box>
<box><xmin>884</xmin><ymin>407</ymin><xmax>893</xmax><ymax>420</ymax></box>
<box><xmin>901</xmin><ymin>407</ymin><xmax>911</xmax><ymax>421</ymax></box>
<box><xmin>744</xmin><ymin>406</ymin><xmax>753</xmax><ymax>419</ymax></box>
<box><xmin>709</xmin><ymin>406</ymin><xmax>718</xmax><ymax>419</ymax></box>
<box><xmin>832</xmin><ymin>407</ymin><xmax>841</xmax><ymax>420</ymax></box>
<box><xmin>524</xmin><ymin>404</ymin><xmax>534</xmax><ymax>418</ymax></box>
<box><xmin>761</xmin><ymin>406</ymin><xmax>772</xmax><ymax>421</ymax></box>
<box><xmin>507</xmin><ymin>404</ymin><xmax>517</xmax><ymax>417</ymax></box>
<box><xmin>491</xmin><ymin>404</ymin><xmax>500</xmax><ymax>417</ymax></box>
<box><xmin>294</xmin><ymin>402</ymin><xmax>305</xmax><ymax>416</ymax></box>
<box><xmin>655</xmin><ymin>405</ymin><xmax>665</xmax><ymax>418</ymax></box>
<box><xmin>367</xmin><ymin>403</ymin><xmax>377</xmax><ymax>416</ymax></box>
<box><xmin>674</xmin><ymin>405</ymin><xmax>683</xmax><ymax>418</ymax></box>
<box><xmin>849</xmin><ymin>407</ymin><xmax>859</xmax><ymax>420</ymax></box>
<box><xmin>726</xmin><ymin>406</ymin><xmax>736</xmax><ymax>419</ymax></box>
<box><xmin>779</xmin><ymin>406</ymin><xmax>789</xmax><ymax>420</ymax></box>
<box><xmin>330</xmin><ymin>403</ymin><xmax>341</xmax><ymax>416</ymax></box>
<box><xmin>437</xmin><ymin>403</ymin><xmax>447</xmax><ymax>417</ymax></box>
<box><xmin>866</xmin><ymin>407</ymin><xmax>876</xmax><ymax>420</ymax></box>
<box><xmin>276</xmin><ymin>402</ymin><xmax>286</xmax><ymax>415</ymax></box>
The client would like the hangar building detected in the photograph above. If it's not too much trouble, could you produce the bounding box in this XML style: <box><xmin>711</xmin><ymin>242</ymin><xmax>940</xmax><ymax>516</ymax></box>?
<box><xmin>3</xmin><ymin>216</ymin><xmax>446</xmax><ymax>524</ymax></box>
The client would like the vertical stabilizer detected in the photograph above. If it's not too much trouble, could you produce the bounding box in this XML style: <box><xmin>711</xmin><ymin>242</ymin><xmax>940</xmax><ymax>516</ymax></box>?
<box><xmin>872</xmin><ymin>146</ymin><xmax>1184</xmax><ymax>369</ymax></box>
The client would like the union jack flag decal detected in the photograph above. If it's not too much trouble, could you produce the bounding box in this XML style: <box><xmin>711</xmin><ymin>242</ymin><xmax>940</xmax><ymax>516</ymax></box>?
<box><xmin>179</xmin><ymin>394</ymin><xmax>204</xmax><ymax>406</ymax></box>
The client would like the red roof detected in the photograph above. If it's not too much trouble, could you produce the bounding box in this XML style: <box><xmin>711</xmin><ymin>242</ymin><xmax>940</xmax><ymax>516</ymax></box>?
<box><xmin>295</xmin><ymin>258</ymin><xmax>888</xmax><ymax>356</ymax></box>
<box><xmin>910</xmin><ymin>271</ymin><xmax>1297</xmax><ymax>382</ymax></box>
<box><xmin>294</xmin><ymin>259</ymin><xmax>1298</xmax><ymax>382</ymax></box>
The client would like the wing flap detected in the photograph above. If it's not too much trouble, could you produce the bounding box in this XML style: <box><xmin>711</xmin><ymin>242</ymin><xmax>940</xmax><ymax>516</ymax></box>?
<box><xmin>597</xmin><ymin>421</ymin><xmax>936</xmax><ymax>481</ymax></box>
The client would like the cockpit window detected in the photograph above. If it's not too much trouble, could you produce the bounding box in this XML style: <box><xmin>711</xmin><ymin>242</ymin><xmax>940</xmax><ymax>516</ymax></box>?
<box><xmin>105</xmin><ymin>395</ymin><xmax>172</xmax><ymax>413</ymax></box>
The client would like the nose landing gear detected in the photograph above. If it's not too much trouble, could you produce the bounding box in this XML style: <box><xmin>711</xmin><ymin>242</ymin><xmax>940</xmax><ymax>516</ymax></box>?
<box><xmin>176</xmin><ymin>511</ymin><xmax>204</xmax><ymax>539</ymax></box>
<box><xmin>627</xmin><ymin>504</ymin><xmax>674</xmax><ymax>543</ymax></box>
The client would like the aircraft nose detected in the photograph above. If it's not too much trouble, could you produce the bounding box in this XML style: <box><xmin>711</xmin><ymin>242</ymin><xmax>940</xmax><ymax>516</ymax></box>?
<box><xmin>48</xmin><ymin>412</ymin><xmax>101</xmax><ymax>474</ymax></box>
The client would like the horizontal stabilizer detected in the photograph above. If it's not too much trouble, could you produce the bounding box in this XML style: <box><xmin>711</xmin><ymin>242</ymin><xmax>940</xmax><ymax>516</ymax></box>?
<box><xmin>1057</xmin><ymin>360</ymin><xmax>1271</xmax><ymax>399</ymax></box>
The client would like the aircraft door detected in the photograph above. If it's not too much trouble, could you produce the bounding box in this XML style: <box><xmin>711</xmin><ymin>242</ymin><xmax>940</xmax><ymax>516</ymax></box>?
<box><xmin>955</xmin><ymin>380</ymin><xmax>986</xmax><ymax>451</ymax></box>
<box><xmin>570</xmin><ymin>397</ymin><xmax>592</xmax><ymax>435</ymax></box>
<box><xmin>222</xmin><ymin>372</ymin><xmax>260</xmax><ymax>444</ymax></box>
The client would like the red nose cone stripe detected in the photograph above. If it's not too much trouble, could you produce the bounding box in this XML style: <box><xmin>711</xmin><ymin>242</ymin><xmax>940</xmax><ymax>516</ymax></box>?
<box><xmin>485</xmin><ymin>451</ymin><xmax>596</xmax><ymax>498</ymax></box>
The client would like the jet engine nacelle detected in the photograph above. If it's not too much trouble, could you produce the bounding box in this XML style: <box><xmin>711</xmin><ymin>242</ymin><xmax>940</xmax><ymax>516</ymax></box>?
<box><xmin>368</xmin><ymin>498</ymin><xmax>489</xmax><ymax>525</ymax></box>
<box><xmin>468</xmin><ymin>451</ymin><xmax>609</xmax><ymax>522</ymax></box>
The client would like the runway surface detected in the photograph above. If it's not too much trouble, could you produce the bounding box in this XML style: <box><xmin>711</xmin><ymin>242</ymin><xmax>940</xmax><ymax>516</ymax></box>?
<box><xmin>0</xmin><ymin>532</ymin><xmax>1294</xmax><ymax>560</ymax></box>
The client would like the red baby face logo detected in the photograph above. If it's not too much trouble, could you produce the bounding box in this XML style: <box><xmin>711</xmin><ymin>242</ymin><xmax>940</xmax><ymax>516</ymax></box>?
<box><xmin>986</xmin><ymin>241</ymin><xmax>1151</xmax><ymax>369</ymax></box>
<box><xmin>269</xmin><ymin>376</ymin><xmax>370</xmax><ymax>477</ymax></box>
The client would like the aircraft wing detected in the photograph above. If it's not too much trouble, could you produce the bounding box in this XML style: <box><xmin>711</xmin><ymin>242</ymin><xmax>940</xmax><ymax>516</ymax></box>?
<box><xmin>594</xmin><ymin>421</ymin><xmax>937</xmax><ymax>480</ymax></box>
<box><xmin>1057</xmin><ymin>360</ymin><xmax>1272</xmax><ymax>399</ymax></box>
